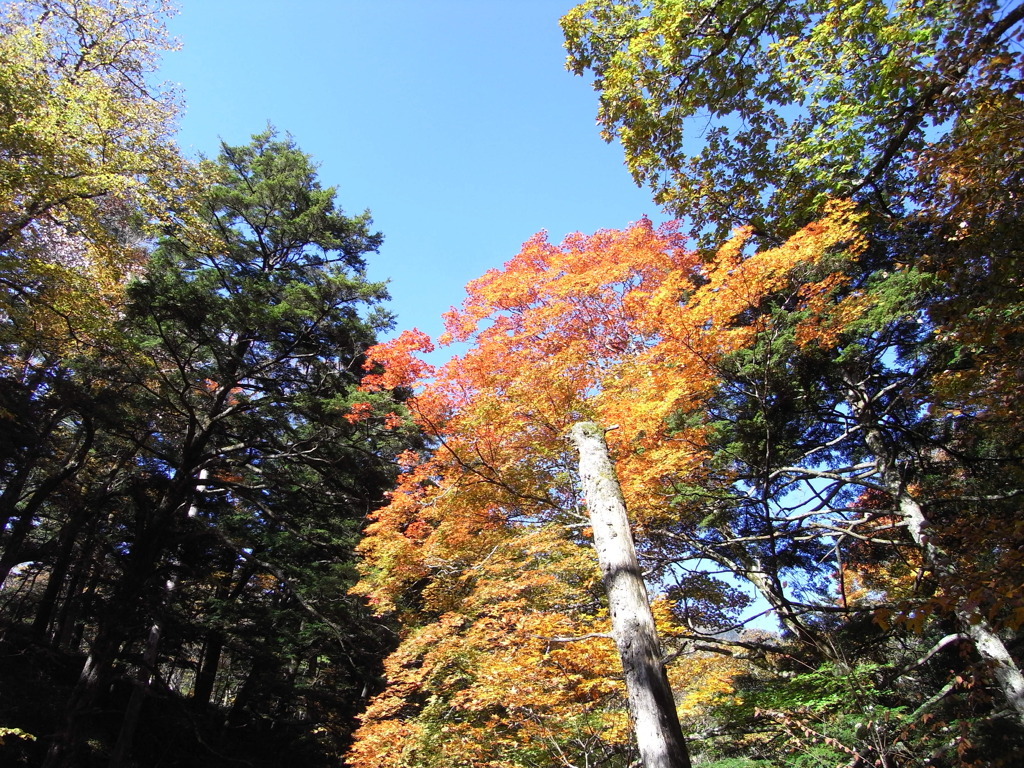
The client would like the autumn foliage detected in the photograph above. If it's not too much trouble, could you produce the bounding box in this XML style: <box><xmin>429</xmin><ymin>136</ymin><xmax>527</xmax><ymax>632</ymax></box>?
<box><xmin>2</xmin><ymin>0</ymin><xmax>1022</xmax><ymax>766</ymax></box>
<box><xmin>348</xmin><ymin>203</ymin><xmax>868</xmax><ymax>766</ymax></box>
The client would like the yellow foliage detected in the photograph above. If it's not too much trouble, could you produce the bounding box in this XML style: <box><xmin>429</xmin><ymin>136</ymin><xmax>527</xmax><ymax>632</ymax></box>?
<box><xmin>350</xmin><ymin>204</ymin><xmax>867</xmax><ymax>766</ymax></box>
<box><xmin>0</xmin><ymin>0</ymin><xmax>202</xmax><ymax>350</ymax></box>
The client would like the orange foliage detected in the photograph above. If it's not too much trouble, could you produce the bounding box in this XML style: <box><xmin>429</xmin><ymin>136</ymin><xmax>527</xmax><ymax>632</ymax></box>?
<box><xmin>349</xmin><ymin>204</ymin><xmax>865</xmax><ymax>766</ymax></box>
<box><xmin>652</xmin><ymin>598</ymin><xmax>748</xmax><ymax>719</ymax></box>
<box><xmin>348</xmin><ymin>527</ymin><xmax>629</xmax><ymax>768</ymax></box>
<box><xmin>343</xmin><ymin>400</ymin><xmax>374</xmax><ymax>424</ymax></box>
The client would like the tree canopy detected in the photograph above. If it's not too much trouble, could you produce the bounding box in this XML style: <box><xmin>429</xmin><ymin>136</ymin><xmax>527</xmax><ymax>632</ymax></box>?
<box><xmin>0</xmin><ymin>0</ymin><xmax>196</xmax><ymax>345</ymax></box>
<box><xmin>349</xmin><ymin>194</ymin><xmax>1024</xmax><ymax>764</ymax></box>
<box><xmin>0</xmin><ymin>3</ymin><xmax>417</xmax><ymax>764</ymax></box>
<box><xmin>562</xmin><ymin>0</ymin><xmax>1024</xmax><ymax>245</ymax></box>
<box><xmin>0</xmin><ymin>0</ymin><xmax>1021</xmax><ymax>766</ymax></box>
<box><xmin>344</xmin><ymin>1</ymin><xmax>1024</xmax><ymax>764</ymax></box>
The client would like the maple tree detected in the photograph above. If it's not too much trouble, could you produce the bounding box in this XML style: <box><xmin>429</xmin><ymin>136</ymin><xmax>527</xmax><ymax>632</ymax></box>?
<box><xmin>559</xmin><ymin>1</ymin><xmax>1024</xmax><ymax>759</ymax></box>
<box><xmin>348</xmin><ymin>205</ymin><xmax>880</xmax><ymax>767</ymax></box>
<box><xmin>0</xmin><ymin>0</ymin><xmax>1018</xmax><ymax>765</ymax></box>
<box><xmin>351</xmin><ymin>180</ymin><xmax>1024</xmax><ymax>764</ymax></box>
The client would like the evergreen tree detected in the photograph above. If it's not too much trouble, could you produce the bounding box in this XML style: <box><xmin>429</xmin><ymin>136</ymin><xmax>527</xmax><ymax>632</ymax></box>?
<box><xmin>26</xmin><ymin>129</ymin><xmax>417</xmax><ymax>768</ymax></box>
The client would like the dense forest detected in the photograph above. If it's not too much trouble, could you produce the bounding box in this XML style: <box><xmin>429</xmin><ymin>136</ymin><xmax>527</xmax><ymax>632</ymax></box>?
<box><xmin>1</xmin><ymin>1</ymin><xmax>1022</xmax><ymax>767</ymax></box>
<box><xmin>0</xmin><ymin>2</ymin><xmax>417</xmax><ymax>765</ymax></box>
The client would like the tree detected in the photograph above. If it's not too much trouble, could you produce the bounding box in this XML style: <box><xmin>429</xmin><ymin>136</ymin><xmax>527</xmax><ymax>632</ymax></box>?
<box><xmin>352</xmin><ymin>188</ymin><xmax>1024</xmax><ymax>764</ymax></box>
<box><xmin>569</xmin><ymin>422</ymin><xmax>690</xmax><ymax>768</ymax></box>
<box><xmin>0</xmin><ymin>5</ymin><xmax>413</xmax><ymax>764</ymax></box>
<box><xmin>36</xmin><ymin>129</ymin><xmax>414</xmax><ymax>768</ymax></box>
<box><xmin>562</xmin><ymin>3</ymin><xmax>1024</xmax><ymax>758</ymax></box>
<box><xmin>348</xmin><ymin>208</ymin><xmax>868</xmax><ymax>767</ymax></box>
<box><xmin>0</xmin><ymin>0</ymin><xmax>198</xmax><ymax>646</ymax></box>
<box><xmin>561</xmin><ymin>0</ymin><xmax>1024</xmax><ymax>447</ymax></box>
<box><xmin>561</xmin><ymin>0</ymin><xmax>1024</xmax><ymax>245</ymax></box>
<box><xmin>349</xmin><ymin>523</ymin><xmax>634</xmax><ymax>768</ymax></box>
<box><xmin>0</xmin><ymin>0</ymin><xmax>196</xmax><ymax>344</ymax></box>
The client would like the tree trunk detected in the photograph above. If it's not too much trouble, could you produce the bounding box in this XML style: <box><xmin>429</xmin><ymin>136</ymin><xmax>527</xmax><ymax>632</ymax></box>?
<box><xmin>191</xmin><ymin>630</ymin><xmax>224</xmax><ymax>711</ymax></box>
<box><xmin>227</xmin><ymin>655</ymin><xmax>277</xmax><ymax>728</ymax></box>
<box><xmin>568</xmin><ymin>422</ymin><xmax>691</xmax><ymax>768</ymax></box>
<box><xmin>846</xmin><ymin>383</ymin><xmax>1024</xmax><ymax>725</ymax></box>
<box><xmin>193</xmin><ymin>550</ymin><xmax>250</xmax><ymax>710</ymax></box>
<box><xmin>43</xmin><ymin>623</ymin><xmax>125</xmax><ymax>768</ymax></box>
<box><xmin>31</xmin><ymin>501</ymin><xmax>95</xmax><ymax>644</ymax></box>
<box><xmin>108</xmin><ymin>572</ymin><xmax>178</xmax><ymax>768</ymax></box>
<box><xmin>44</xmin><ymin>508</ymin><xmax>170</xmax><ymax>767</ymax></box>
<box><xmin>0</xmin><ymin>421</ymin><xmax>94</xmax><ymax>586</ymax></box>
<box><xmin>55</xmin><ymin>543</ymin><xmax>102</xmax><ymax>652</ymax></box>
<box><xmin>742</xmin><ymin>555</ymin><xmax>836</xmax><ymax>660</ymax></box>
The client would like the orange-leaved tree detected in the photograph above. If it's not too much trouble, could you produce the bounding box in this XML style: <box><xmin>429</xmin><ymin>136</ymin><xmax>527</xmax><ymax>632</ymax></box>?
<box><xmin>347</xmin><ymin>203</ymin><xmax>866</xmax><ymax>768</ymax></box>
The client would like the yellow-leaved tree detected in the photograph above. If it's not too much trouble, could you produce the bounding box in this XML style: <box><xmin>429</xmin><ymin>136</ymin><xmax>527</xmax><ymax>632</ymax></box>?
<box><xmin>0</xmin><ymin>0</ymin><xmax>198</xmax><ymax>349</ymax></box>
<box><xmin>347</xmin><ymin>204</ymin><xmax>866</xmax><ymax>768</ymax></box>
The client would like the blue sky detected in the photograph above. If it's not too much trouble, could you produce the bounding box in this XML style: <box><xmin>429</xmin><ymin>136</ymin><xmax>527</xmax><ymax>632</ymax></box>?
<box><xmin>159</xmin><ymin>2</ymin><xmax>780</xmax><ymax>629</ymax></box>
<box><xmin>160</xmin><ymin>1</ymin><xmax>668</xmax><ymax>344</ymax></box>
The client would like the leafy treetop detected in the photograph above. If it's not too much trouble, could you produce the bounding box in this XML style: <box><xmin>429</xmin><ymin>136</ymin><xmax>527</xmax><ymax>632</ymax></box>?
<box><xmin>562</xmin><ymin>0</ymin><xmax>1024</xmax><ymax>244</ymax></box>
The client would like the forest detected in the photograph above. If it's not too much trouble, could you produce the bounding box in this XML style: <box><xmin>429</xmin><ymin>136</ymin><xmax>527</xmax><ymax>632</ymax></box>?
<box><xmin>0</xmin><ymin>0</ymin><xmax>1021</xmax><ymax>767</ymax></box>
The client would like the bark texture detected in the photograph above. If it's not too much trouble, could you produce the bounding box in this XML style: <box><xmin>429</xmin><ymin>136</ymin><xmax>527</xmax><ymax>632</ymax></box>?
<box><xmin>568</xmin><ymin>421</ymin><xmax>691</xmax><ymax>768</ymax></box>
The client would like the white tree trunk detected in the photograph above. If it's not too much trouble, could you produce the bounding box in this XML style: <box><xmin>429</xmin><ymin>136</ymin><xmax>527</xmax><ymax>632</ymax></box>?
<box><xmin>568</xmin><ymin>422</ymin><xmax>691</xmax><ymax>768</ymax></box>
<box><xmin>848</xmin><ymin>387</ymin><xmax>1024</xmax><ymax>724</ymax></box>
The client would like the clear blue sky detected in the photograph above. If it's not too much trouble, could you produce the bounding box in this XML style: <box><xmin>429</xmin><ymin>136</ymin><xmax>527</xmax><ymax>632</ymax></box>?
<box><xmin>160</xmin><ymin>1</ymin><xmax>668</xmax><ymax>343</ymax></box>
<box><xmin>160</xmin><ymin>2</ymin><xmax>776</xmax><ymax>628</ymax></box>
